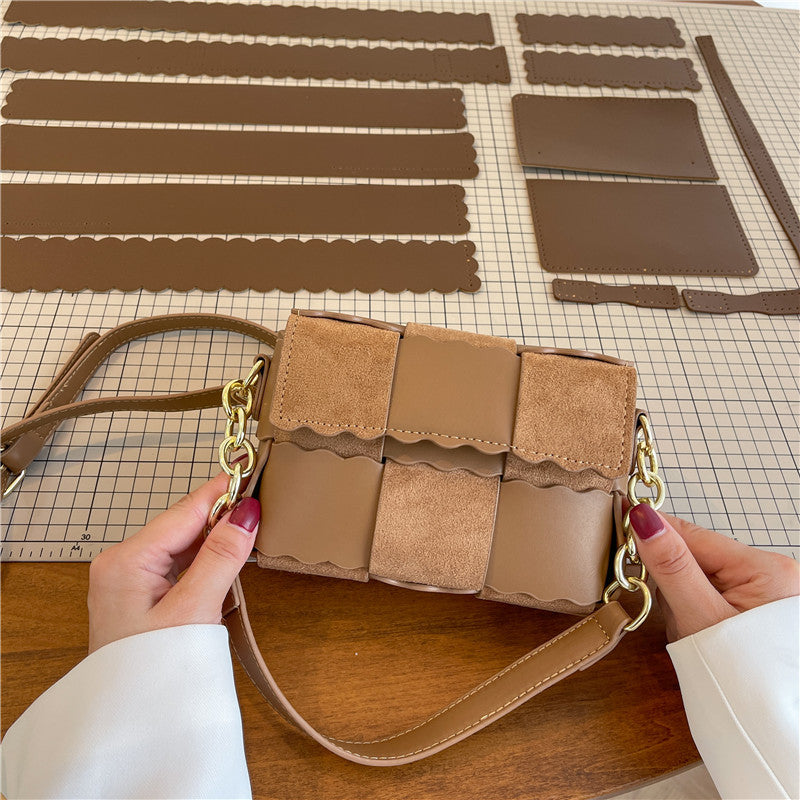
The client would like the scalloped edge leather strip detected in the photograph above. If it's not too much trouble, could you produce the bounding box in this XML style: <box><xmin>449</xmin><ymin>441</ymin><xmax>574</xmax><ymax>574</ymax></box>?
<box><xmin>553</xmin><ymin>279</ymin><xmax>681</xmax><ymax>309</ymax></box>
<box><xmin>0</xmin><ymin>237</ymin><xmax>481</xmax><ymax>294</ymax></box>
<box><xmin>682</xmin><ymin>288</ymin><xmax>800</xmax><ymax>315</ymax></box>
<box><xmin>2</xmin><ymin>80</ymin><xmax>467</xmax><ymax>129</ymax></box>
<box><xmin>516</xmin><ymin>14</ymin><xmax>684</xmax><ymax>48</ymax></box>
<box><xmin>4</xmin><ymin>2</ymin><xmax>495</xmax><ymax>45</ymax></box>
<box><xmin>0</xmin><ymin>38</ymin><xmax>511</xmax><ymax>84</ymax></box>
<box><xmin>524</xmin><ymin>51</ymin><xmax>700</xmax><ymax>91</ymax></box>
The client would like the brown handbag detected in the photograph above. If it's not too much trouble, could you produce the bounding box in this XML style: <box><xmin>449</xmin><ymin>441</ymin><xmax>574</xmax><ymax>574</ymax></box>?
<box><xmin>0</xmin><ymin>309</ymin><xmax>664</xmax><ymax>766</ymax></box>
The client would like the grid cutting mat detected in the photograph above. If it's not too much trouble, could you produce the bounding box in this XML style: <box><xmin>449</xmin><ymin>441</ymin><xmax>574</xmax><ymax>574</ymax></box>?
<box><xmin>1</xmin><ymin>0</ymin><xmax>798</xmax><ymax>561</ymax></box>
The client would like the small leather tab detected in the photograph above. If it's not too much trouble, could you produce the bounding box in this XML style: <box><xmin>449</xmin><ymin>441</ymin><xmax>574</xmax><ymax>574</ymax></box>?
<box><xmin>682</xmin><ymin>288</ymin><xmax>800</xmax><ymax>315</ymax></box>
<box><xmin>553</xmin><ymin>279</ymin><xmax>681</xmax><ymax>309</ymax></box>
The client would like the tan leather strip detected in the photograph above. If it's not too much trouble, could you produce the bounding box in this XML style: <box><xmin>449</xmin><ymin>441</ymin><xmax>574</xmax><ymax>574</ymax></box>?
<box><xmin>2</xmin><ymin>125</ymin><xmax>478</xmax><ymax>180</ymax></box>
<box><xmin>513</xmin><ymin>95</ymin><xmax>716</xmax><ymax>181</ymax></box>
<box><xmin>223</xmin><ymin>587</ymin><xmax>630</xmax><ymax>765</ymax></box>
<box><xmin>524</xmin><ymin>51</ymin><xmax>701</xmax><ymax>91</ymax></box>
<box><xmin>516</xmin><ymin>13</ymin><xmax>684</xmax><ymax>47</ymax></box>
<box><xmin>696</xmin><ymin>36</ymin><xmax>800</xmax><ymax>256</ymax></box>
<box><xmin>0</xmin><ymin>38</ymin><xmax>511</xmax><ymax>84</ymax></box>
<box><xmin>1</xmin><ymin>184</ymin><xmax>470</xmax><ymax>235</ymax></box>
<box><xmin>682</xmin><ymin>288</ymin><xmax>800</xmax><ymax>315</ymax></box>
<box><xmin>4</xmin><ymin>2</ymin><xmax>494</xmax><ymax>45</ymax></box>
<box><xmin>2</xmin><ymin>80</ymin><xmax>467</xmax><ymax>129</ymax></box>
<box><xmin>553</xmin><ymin>279</ymin><xmax>681</xmax><ymax>309</ymax></box>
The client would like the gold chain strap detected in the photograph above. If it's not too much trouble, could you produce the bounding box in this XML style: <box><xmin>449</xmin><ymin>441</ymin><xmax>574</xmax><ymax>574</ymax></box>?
<box><xmin>207</xmin><ymin>358</ymin><xmax>266</xmax><ymax>533</ymax></box>
<box><xmin>603</xmin><ymin>413</ymin><xmax>665</xmax><ymax>631</ymax></box>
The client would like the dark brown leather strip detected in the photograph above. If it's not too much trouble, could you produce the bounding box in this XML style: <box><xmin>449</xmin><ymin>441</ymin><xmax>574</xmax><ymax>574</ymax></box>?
<box><xmin>1</xmin><ymin>184</ymin><xmax>470</xmax><ymax>235</ymax></box>
<box><xmin>552</xmin><ymin>279</ymin><xmax>681</xmax><ymax>309</ymax></box>
<box><xmin>1</xmin><ymin>125</ymin><xmax>478</xmax><ymax>179</ymax></box>
<box><xmin>0</xmin><ymin>238</ymin><xmax>481</xmax><ymax>293</ymax></box>
<box><xmin>682</xmin><ymin>288</ymin><xmax>800</xmax><ymax>315</ymax></box>
<box><xmin>4</xmin><ymin>1</ymin><xmax>494</xmax><ymax>45</ymax></box>
<box><xmin>696</xmin><ymin>36</ymin><xmax>800</xmax><ymax>257</ymax></box>
<box><xmin>512</xmin><ymin>95</ymin><xmax>716</xmax><ymax>180</ymax></box>
<box><xmin>524</xmin><ymin>51</ymin><xmax>700</xmax><ymax>91</ymax></box>
<box><xmin>516</xmin><ymin>14</ymin><xmax>683</xmax><ymax>47</ymax></box>
<box><xmin>1</xmin><ymin>80</ymin><xmax>467</xmax><ymax>129</ymax></box>
<box><xmin>527</xmin><ymin>181</ymin><xmax>757</xmax><ymax>276</ymax></box>
<box><xmin>0</xmin><ymin>38</ymin><xmax>511</xmax><ymax>84</ymax></box>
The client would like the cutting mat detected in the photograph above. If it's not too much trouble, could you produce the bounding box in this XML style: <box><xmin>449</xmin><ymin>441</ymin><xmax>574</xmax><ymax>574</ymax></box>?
<box><xmin>1</xmin><ymin>0</ymin><xmax>798</xmax><ymax>561</ymax></box>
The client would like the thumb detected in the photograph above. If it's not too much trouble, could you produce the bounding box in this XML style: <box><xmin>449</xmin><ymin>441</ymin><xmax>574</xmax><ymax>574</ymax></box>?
<box><xmin>629</xmin><ymin>503</ymin><xmax>733</xmax><ymax>638</ymax></box>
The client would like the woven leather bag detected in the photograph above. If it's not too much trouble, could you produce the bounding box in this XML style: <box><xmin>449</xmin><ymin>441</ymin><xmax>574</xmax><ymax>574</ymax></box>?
<box><xmin>1</xmin><ymin>309</ymin><xmax>663</xmax><ymax>766</ymax></box>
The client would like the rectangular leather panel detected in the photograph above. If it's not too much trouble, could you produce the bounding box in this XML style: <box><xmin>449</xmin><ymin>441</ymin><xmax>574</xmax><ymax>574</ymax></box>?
<box><xmin>512</xmin><ymin>352</ymin><xmax>637</xmax><ymax>480</ymax></box>
<box><xmin>682</xmin><ymin>288</ymin><xmax>800</xmax><ymax>315</ymax></box>
<box><xmin>2</xmin><ymin>124</ymin><xmax>479</xmax><ymax>180</ymax></box>
<box><xmin>516</xmin><ymin>14</ymin><xmax>683</xmax><ymax>47</ymax></box>
<box><xmin>404</xmin><ymin>322</ymin><xmax>517</xmax><ymax>353</ymax></box>
<box><xmin>0</xmin><ymin>38</ymin><xmax>511</xmax><ymax>84</ymax></box>
<box><xmin>2</xmin><ymin>80</ymin><xmax>468</xmax><ymax>129</ymax></box>
<box><xmin>269</xmin><ymin>313</ymin><xmax>399</xmax><ymax>441</ymax></box>
<box><xmin>1</xmin><ymin>184</ymin><xmax>470</xmax><ymax>235</ymax></box>
<box><xmin>552</xmin><ymin>279</ymin><xmax>682</xmax><ymax>309</ymax></box>
<box><xmin>483</xmin><ymin>481</ymin><xmax>613</xmax><ymax>607</ymax></box>
<box><xmin>255</xmin><ymin>441</ymin><xmax>382</xmax><ymax>577</ymax></box>
<box><xmin>513</xmin><ymin>95</ymin><xmax>716</xmax><ymax>180</ymax></box>
<box><xmin>526</xmin><ymin>180</ymin><xmax>758</xmax><ymax>276</ymax></box>
<box><xmin>369</xmin><ymin>462</ymin><xmax>499</xmax><ymax>592</ymax></box>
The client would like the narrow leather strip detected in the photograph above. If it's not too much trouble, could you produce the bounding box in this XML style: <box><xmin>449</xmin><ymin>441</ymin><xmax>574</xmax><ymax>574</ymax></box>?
<box><xmin>516</xmin><ymin>13</ymin><xmax>683</xmax><ymax>47</ymax></box>
<box><xmin>553</xmin><ymin>280</ymin><xmax>682</xmax><ymax>309</ymax></box>
<box><xmin>0</xmin><ymin>38</ymin><xmax>511</xmax><ymax>84</ymax></box>
<box><xmin>695</xmin><ymin>35</ymin><xmax>800</xmax><ymax>257</ymax></box>
<box><xmin>2</xmin><ymin>80</ymin><xmax>467</xmax><ymax>129</ymax></box>
<box><xmin>223</xmin><ymin>585</ymin><xmax>630</xmax><ymax>765</ymax></box>
<box><xmin>527</xmin><ymin>180</ymin><xmax>758</xmax><ymax>276</ymax></box>
<box><xmin>682</xmin><ymin>288</ymin><xmax>800</xmax><ymax>315</ymax></box>
<box><xmin>4</xmin><ymin>2</ymin><xmax>494</xmax><ymax>45</ymax></box>
<box><xmin>512</xmin><ymin>95</ymin><xmax>716</xmax><ymax>181</ymax></box>
<box><xmin>524</xmin><ymin>51</ymin><xmax>701</xmax><ymax>91</ymax></box>
<box><xmin>0</xmin><ymin>238</ymin><xmax>480</xmax><ymax>294</ymax></box>
<box><xmin>1</xmin><ymin>184</ymin><xmax>470</xmax><ymax>235</ymax></box>
<box><xmin>2</xmin><ymin>125</ymin><xmax>478</xmax><ymax>180</ymax></box>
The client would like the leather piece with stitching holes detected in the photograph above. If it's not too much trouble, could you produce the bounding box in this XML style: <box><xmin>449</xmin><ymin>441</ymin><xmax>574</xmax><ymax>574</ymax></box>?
<box><xmin>526</xmin><ymin>180</ymin><xmax>758</xmax><ymax>276</ymax></box>
<box><xmin>682</xmin><ymin>288</ymin><xmax>800</xmax><ymax>315</ymax></box>
<box><xmin>0</xmin><ymin>38</ymin><xmax>511</xmax><ymax>84</ymax></box>
<box><xmin>0</xmin><ymin>238</ymin><xmax>480</xmax><ymax>294</ymax></box>
<box><xmin>3</xmin><ymin>1</ymin><xmax>495</xmax><ymax>44</ymax></box>
<box><xmin>515</xmin><ymin>13</ymin><xmax>684</xmax><ymax>47</ymax></box>
<box><xmin>512</xmin><ymin>95</ymin><xmax>716</xmax><ymax>180</ymax></box>
<box><xmin>1</xmin><ymin>80</ymin><xmax>468</xmax><ymax>129</ymax></box>
<box><xmin>524</xmin><ymin>51</ymin><xmax>701</xmax><ymax>91</ymax></box>
<box><xmin>552</xmin><ymin>279</ymin><xmax>682</xmax><ymax>309</ymax></box>
<box><xmin>1</xmin><ymin>184</ymin><xmax>470</xmax><ymax>235</ymax></box>
<box><xmin>1</xmin><ymin>125</ymin><xmax>479</xmax><ymax>180</ymax></box>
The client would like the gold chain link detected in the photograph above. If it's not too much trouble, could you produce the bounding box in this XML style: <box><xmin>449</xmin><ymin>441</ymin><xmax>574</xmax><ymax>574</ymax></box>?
<box><xmin>207</xmin><ymin>357</ymin><xmax>265</xmax><ymax>533</ymax></box>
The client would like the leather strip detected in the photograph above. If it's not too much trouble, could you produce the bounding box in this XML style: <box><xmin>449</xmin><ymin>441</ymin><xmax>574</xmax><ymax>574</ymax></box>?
<box><xmin>4</xmin><ymin>2</ymin><xmax>494</xmax><ymax>45</ymax></box>
<box><xmin>682</xmin><ymin>288</ymin><xmax>800</xmax><ymax>315</ymax></box>
<box><xmin>0</xmin><ymin>38</ymin><xmax>511</xmax><ymax>84</ymax></box>
<box><xmin>516</xmin><ymin>14</ymin><xmax>684</xmax><ymax>47</ymax></box>
<box><xmin>524</xmin><ymin>51</ymin><xmax>701</xmax><ymax>91</ymax></box>
<box><xmin>0</xmin><ymin>238</ymin><xmax>481</xmax><ymax>294</ymax></box>
<box><xmin>1</xmin><ymin>184</ymin><xmax>470</xmax><ymax>235</ymax></box>
<box><xmin>527</xmin><ymin>180</ymin><xmax>758</xmax><ymax>276</ymax></box>
<box><xmin>1</xmin><ymin>80</ymin><xmax>467</xmax><ymax>129</ymax></box>
<box><xmin>1</xmin><ymin>125</ymin><xmax>478</xmax><ymax>180</ymax></box>
<box><xmin>695</xmin><ymin>35</ymin><xmax>800</xmax><ymax>257</ymax></box>
<box><xmin>553</xmin><ymin>280</ymin><xmax>681</xmax><ymax>309</ymax></box>
<box><xmin>512</xmin><ymin>95</ymin><xmax>716</xmax><ymax>181</ymax></box>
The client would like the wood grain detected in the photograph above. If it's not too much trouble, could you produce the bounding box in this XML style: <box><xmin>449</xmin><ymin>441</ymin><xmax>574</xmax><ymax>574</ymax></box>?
<box><xmin>1</xmin><ymin>562</ymin><xmax>699</xmax><ymax>799</ymax></box>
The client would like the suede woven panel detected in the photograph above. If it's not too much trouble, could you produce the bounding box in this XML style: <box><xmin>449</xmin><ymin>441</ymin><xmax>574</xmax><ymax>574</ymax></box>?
<box><xmin>483</xmin><ymin>481</ymin><xmax>613</xmax><ymax>606</ymax></box>
<box><xmin>369</xmin><ymin>462</ymin><xmax>499</xmax><ymax>591</ymax></box>
<box><xmin>478</xmin><ymin>586</ymin><xmax>594</xmax><ymax>616</ymax></box>
<box><xmin>383</xmin><ymin>438</ymin><xmax>505</xmax><ymax>477</ymax></box>
<box><xmin>256</xmin><ymin>552</ymin><xmax>368</xmax><ymax>583</ymax></box>
<box><xmin>275</xmin><ymin>429</ymin><xmax>383</xmax><ymax>461</ymax></box>
<box><xmin>503</xmin><ymin>453</ymin><xmax>615</xmax><ymax>493</ymax></box>
<box><xmin>404</xmin><ymin>321</ymin><xmax>517</xmax><ymax>352</ymax></box>
<box><xmin>512</xmin><ymin>352</ymin><xmax>637</xmax><ymax>479</ymax></box>
<box><xmin>255</xmin><ymin>441</ymin><xmax>382</xmax><ymax>574</ymax></box>
<box><xmin>270</xmin><ymin>313</ymin><xmax>399</xmax><ymax>440</ymax></box>
<box><xmin>386</xmin><ymin>335</ymin><xmax>520</xmax><ymax>455</ymax></box>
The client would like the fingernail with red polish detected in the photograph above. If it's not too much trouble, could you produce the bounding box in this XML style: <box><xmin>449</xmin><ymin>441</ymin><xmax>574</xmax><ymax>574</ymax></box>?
<box><xmin>629</xmin><ymin>504</ymin><xmax>666</xmax><ymax>540</ymax></box>
<box><xmin>229</xmin><ymin>497</ymin><xmax>260</xmax><ymax>534</ymax></box>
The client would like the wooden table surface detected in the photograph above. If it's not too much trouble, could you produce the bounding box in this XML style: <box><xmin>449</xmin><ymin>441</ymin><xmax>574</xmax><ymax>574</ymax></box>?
<box><xmin>2</xmin><ymin>561</ymin><xmax>699</xmax><ymax>800</ymax></box>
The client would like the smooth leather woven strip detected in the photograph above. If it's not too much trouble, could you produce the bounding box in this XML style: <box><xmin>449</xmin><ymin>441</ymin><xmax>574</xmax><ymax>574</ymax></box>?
<box><xmin>682</xmin><ymin>288</ymin><xmax>800</xmax><ymax>315</ymax></box>
<box><xmin>516</xmin><ymin>13</ymin><xmax>684</xmax><ymax>47</ymax></box>
<box><xmin>553</xmin><ymin>279</ymin><xmax>682</xmax><ymax>309</ymax></box>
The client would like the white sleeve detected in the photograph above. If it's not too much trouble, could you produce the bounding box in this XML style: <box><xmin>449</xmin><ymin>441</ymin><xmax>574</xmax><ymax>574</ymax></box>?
<box><xmin>667</xmin><ymin>596</ymin><xmax>799</xmax><ymax>800</ymax></box>
<box><xmin>0</xmin><ymin>624</ymin><xmax>252</xmax><ymax>800</ymax></box>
